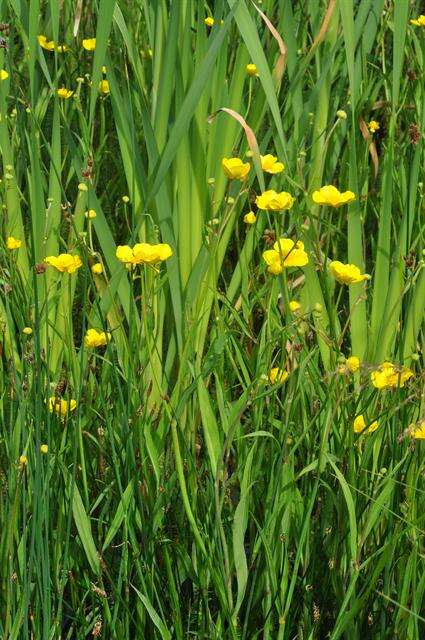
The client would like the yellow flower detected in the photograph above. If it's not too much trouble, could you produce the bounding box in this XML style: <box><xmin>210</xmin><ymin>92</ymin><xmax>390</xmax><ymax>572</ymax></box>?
<box><xmin>57</xmin><ymin>87</ymin><xmax>73</xmax><ymax>99</ymax></box>
<box><xmin>222</xmin><ymin>157</ymin><xmax>251</xmax><ymax>180</ymax></box>
<box><xmin>371</xmin><ymin>362</ymin><xmax>414</xmax><ymax>389</ymax></box>
<box><xmin>263</xmin><ymin>239</ymin><xmax>309</xmax><ymax>274</ymax></box>
<box><xmin>368</xmin><ymin>120</ymin><xmax>380</xmax><ymax>133</ymax></box>
<box><xmin>78</xmin><ymin>183</ymin><xmax>88</xmax><ymax>192</ymax></box>
<box><xmin>329</xmin><ymin>261</ymin><xmax>370</xmax><ymax>285</ymax></box>
<box><xmin>85</xmin><ymin>209</ymin><xmax>97</xmax><ymax>219</ymax></box>
<box><xmin>84</xmin><ymin>328</ymin><xmax>111</xmax><ymax>348</ymax></box>
<box><xmin>116</xmin><ymin>245</ymin><xmax>134</xmax><ymax>264</ymax></box>
<box><xmin>116</xmin><ymin>242</ymin><xmax>173</xmax><ymax>267</ymax></box>
<box><xmin>289</xmin><ymin>300</ymin><xmax>301</xmax><ymax>312</ymax></box>
<box><xmin>312</xmin><ymin>185</ymin><xmax>356</xmax><ymax>207</ymax></box>
<box><xmin>0</xmin><ymin>69</ymin><xmax>8</xmax><ymax>81</ymax></box>
<box><xmin>22</xmin><ymin>327</ymin><xmax>33</xmax><ymax>335</ymax></box>
<box><xmin>38</xmin><ymin>35</ymin><xmax>56</xmax><ymax>51</ymax></box>
<box><xmin>353</xmin><ymin>415</ymin><xmax>366</xmax><ymax>433</ymax></box>
<box><xmin>49</xmin><ymin>396</ymin><xmax>77</xmax><ymax>417</ymax></box>
<box><xmin>368</xmin><ymin>421</ymin><xmax>379</xmax><ymax>433</ymax></box>
<box><xmin>353</xmin><ymin>415</ymin><xmax>379</xmax><ymax>434</ymax></box>
<box><xmin>91</xmin><ymin>263</ymin><xmax>103</xmax><ymax>275</ymax></box>
<box><xmin>44</xmin><ymin>253</ymin><xmax>83</xmax><ymax>274</ymax></box>
<box><xmin>243</xmin><ymin>211</ymin><xmax>256</xmax><ymax>224</ymax></box>
<box><xmin>7</xmin><ymin>236</ymin><xmax>21</xmax><ymax>249</ymax></box>
<box><xmin>19</xmin><ymin>454</ymin><xmax>28</xmax><ymax>466</ymax></box>
<box><xmin>40</xmin><ymin>444</ymin><xmax>49</xmax><ymax>454</ymax></box>
<box><xmin>410</xmin><ymin>15</ymin><xmax>425</xmax><ymax>27</ymax></box>
<box><xmin>256</xmin><ymin>190</ymin><xmax>294</xmax><ymax>211</ymax></box>
<box><xmin>99</xmin><ymin>80</ymin><xmax>110</xmax><ymax>94</ymax></box>
<box><xmin>260</xmin><ymin>154</ymin><xmax>285</xmax><ymax>174</ymax></box>
<box><xmin>346</xmin><ymin>356</ymin><xmax>360</xmax><ymax>373</ymax></box>
<box><xmin>38</xmin><ymin>35</ymin><xmax>67</xmax><ymax>52</ymax></box>
<box><xmin>269</xmin><ymin>367</ymin><xmax>289</xmax><ymax>384</ymax></box>
<box><xmin>411</xmin><ymin>421</ymin><xmax>425</xmax><ymax>439</ymax></box>
<box><xmin>122</xmin><ymin>195</ymin><xmax>130</xmax><ymax>203</ymax></box>
<box><xmin>246</xmin><ymin>63</ymin><xmax>258</xmax><ymax>76</ymax></box>
<box><xmin>82</xmin><ymin>38</ymin><xmax>96</xmax><ymax>51</ymax></box>
<box><xmin>204</xmin><ymin>17</ymin><xmax>215</xmax><ymax>27</ymax></box>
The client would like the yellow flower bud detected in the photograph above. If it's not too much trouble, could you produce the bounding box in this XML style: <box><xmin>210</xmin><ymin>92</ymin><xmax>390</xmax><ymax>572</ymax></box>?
<box><xmin>243</xmin><ymin>211</ymin><xmax>256</xmax><ymax>224</ymax></box>
<box><xmin>91</xmin><ymin>263</ymin><xmax>103</xmax><ymax>275</ymax></box>
<box><xmin>246</xmin><ymin>63</ymin><xmax>258</xmax><ymax>77</ymax></box>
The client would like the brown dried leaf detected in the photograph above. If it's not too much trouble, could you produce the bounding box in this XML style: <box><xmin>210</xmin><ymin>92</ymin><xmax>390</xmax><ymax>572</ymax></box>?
<box><xmin>252</xmin><ymin>2</ymin><xmax>287</xmax><ymax>87</ymax></box>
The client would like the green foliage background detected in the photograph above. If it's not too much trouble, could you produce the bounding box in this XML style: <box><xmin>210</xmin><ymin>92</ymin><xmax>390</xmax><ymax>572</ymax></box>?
<box><xmin>0</xmin><ymin>0</ymin><xmax>424</xmax><ymax>637</ymax></box>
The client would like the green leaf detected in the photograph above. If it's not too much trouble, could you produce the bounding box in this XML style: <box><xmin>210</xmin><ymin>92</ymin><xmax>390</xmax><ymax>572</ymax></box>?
<box><xmin>69</xmin><ymin>480</ymin><xmax>100</xmax><ymax>574</ymax></box>
<box><xmin>102</xmin><ymin>481</ymin><xmax>134</xmax><ymax>551</ymax></box>
<box><xmin>132</xmin><ymin>586</ymin><xmax>171</xmax><ymax>640</ymax></box>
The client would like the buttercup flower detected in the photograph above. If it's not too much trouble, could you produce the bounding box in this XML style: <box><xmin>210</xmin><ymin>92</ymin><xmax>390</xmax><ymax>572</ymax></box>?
<box><xmin>353</xmin><ymin>415</ymin><xmax>379</xmax><ymax>434</ymax></box>
<box><xmin>368</xmin><ymin>120</ymin><xmax>380</xmax><ymax>133</ymax></box>
<box><xmin>82</xmin><ymin>38</ymin><xmax>96</xmax><ymax>51</ymax></box>
<box><xmin>19</xmin><ymin>454</ymin><xmax>28</xmax><ymax>466</ymax></box>
<box><xmin>22</xmin><ymin>327</ymin><xmax>33</xmax><ymax>335</ymax></box>
<box><xmin>85</xmin><ymin>209</ymin><xmax>97</xmax><ymax>219</ymax></box>
<box><xmin>410</xmin><ymin>15</ymin><xmax>425</xmax><ymax>27</ymax></box>
<box><xmin>289</xmin><ymin>300</ymin><xmax>301</xmax><ymax>312</ymax></box>
<box><xmin>263</xmin><ymin>238</ymin><xmax>308</xmax><ymax>274</ymax></box>
<box><xmin>256</xmin><ymin>190</ymin><xmax>294</xmax><ymax>211</ymax></box>
<box><xmin>246</xmin><ymin>63</ymin><xmax>258</xmax><ymax>76</ymax></box>
<box><xmin>371</xmin><ymin>362</ymin><xmax>414</xmax><ymax>389</ymax></box>
<box><xmin>0</xmin><ymin>70</ymin><xmax>8</xmax><ymax>81</ymax></box>
<box><xmin>312</xmin><ymin>185</ymin><xmax>356</xmax><ymax>207</ymax></box>
<box><xmin>40</xmin><ymin>444</ymin><xmax>49</xmax><ymax>454</ymax></box>
<box><xmin>99</xmin><ymin>80</ymin><xmax>110</xmax><ymax>94</ymax></box>
<box><xmin>38</xmin><ymin>35</ymin><xmax>67</xmax><ymax>52</ymax></box>
<box><xmin>57</xmin><ymin>87</ymin><xmax>73</xmax><ymax>99</ymax></box>
<box><xmin>329</xmin><ymin>261</ymin><xmax>370</xmax><ymax>285</ymax></box>
<box><xmin>7</xmin><ymin>236</ymin><xmax>21</xmax><ymax>249</ymax></box>
<box><xmin>269</xmin><ymin>367</ymin><xmax>289</xmax><ymax>384</ymax></box>
<box><xmin>222</xmin><ymin>157</ymin><xmax>251</xmax><ymax>180</ymax></box>
<box><xmin>116</xmin><ymin>242</ymin><xmax>173</xmax><ymax>267</ymax></box>
<box><xmin>411</xmin><ymin>421</ymin><xmax>425</xmax><ymax>439</ymax></box>
<box><xmin>38</xmin><ymin>35</ymin><xmax>55</xmax><ymax>51</ymax></box>
<box><xmin>260</xmin><ymin>154</ymin><xmax>285</xmax><ymax>174</ymax></box>
<box><xmin>346</xmin><ymin>356</ymin><xmax>360</xmax><ymax>373</ymax></box>
<box><xmin>44</xmin><ymin>254</ymin><xmax>82</xmax><ymax>274</ymax></box>
<box><xmin>84</xmin><ymin>328</ymin><xmax>111</xmax><ymax>348</ymax></box>
<box><xmin>243</xmin><ymin>211</ymin><xmax>256</xmax><ymax>224</ymax></box>
<box><xmin>204</xmin><ymin>17</ymin><xmax>214</xmax><ymax>27</ymax></box>
<box><xmin>49</xmin><ymin>396</ymin><xmax>77</xmax><ymax>417</ymax></box>
<box><xmin>91</xmin><ymin>263</ymin><xmax>103</xmax><ymax>275</ymax></box>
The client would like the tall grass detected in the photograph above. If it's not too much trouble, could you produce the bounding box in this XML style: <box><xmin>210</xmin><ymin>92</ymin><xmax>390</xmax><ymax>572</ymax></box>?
<box><xmin>0</xmin><ymin>0</ymin><xmax>424</xmax><ymax>638</ymax></box>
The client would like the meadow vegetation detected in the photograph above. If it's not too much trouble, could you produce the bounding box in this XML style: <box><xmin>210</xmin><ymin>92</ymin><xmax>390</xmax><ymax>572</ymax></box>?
<box><xmin>0</xmin><ymin>0</ymin><xmax>425</xmax><ymax>638</ymax></box>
